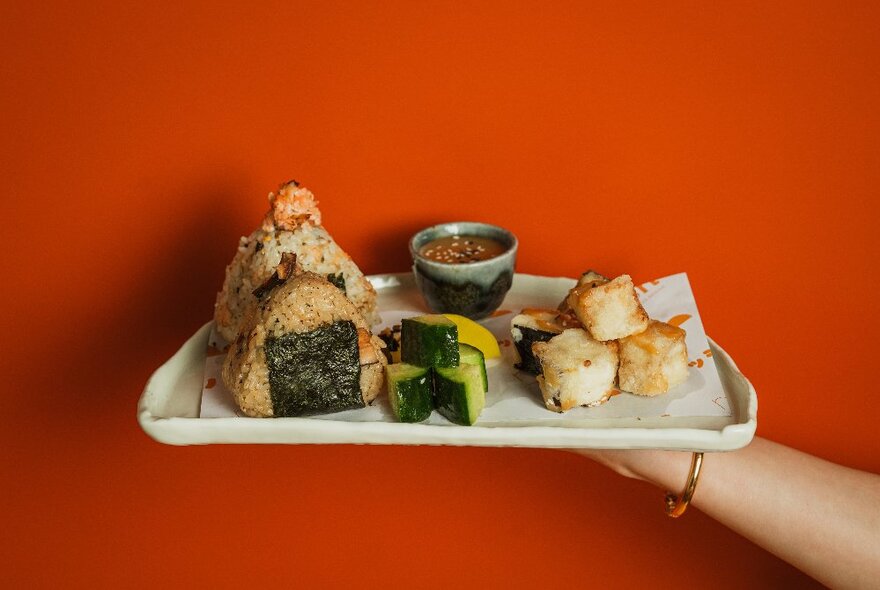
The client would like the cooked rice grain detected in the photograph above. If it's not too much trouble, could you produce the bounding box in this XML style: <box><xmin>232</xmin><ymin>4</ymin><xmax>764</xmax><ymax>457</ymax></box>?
<box><xmin>214</xmin><ymin>225</ymin><xmax>379</xmax><ymax>342</ymax></box>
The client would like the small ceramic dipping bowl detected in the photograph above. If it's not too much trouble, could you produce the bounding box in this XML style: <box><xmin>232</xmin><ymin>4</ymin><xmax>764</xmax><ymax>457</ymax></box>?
<box><xmin>409</xmin><ymin>221</ymin><xmax>518</xmax><ymax>320</ymax></box>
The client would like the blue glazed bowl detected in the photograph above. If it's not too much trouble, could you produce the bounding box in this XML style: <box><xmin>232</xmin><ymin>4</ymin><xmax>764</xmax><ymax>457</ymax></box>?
<box><xmin>409</xmin><ymin>222</ymin><xmax>518</xmax><ymax>320</ymax></box>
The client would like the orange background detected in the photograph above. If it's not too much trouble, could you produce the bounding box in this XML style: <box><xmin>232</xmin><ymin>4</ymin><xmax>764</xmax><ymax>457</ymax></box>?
<box><xmin>1</xmin><ymin>1</ymin><xmax>878</xmax><ymax>587</ymax></box>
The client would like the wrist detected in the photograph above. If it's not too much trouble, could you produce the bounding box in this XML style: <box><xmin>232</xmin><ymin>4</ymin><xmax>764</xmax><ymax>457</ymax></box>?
<box><xmin>578</xmin><ymin>448</ymin><xmax>695</xmax><ymax>490</ymax></box>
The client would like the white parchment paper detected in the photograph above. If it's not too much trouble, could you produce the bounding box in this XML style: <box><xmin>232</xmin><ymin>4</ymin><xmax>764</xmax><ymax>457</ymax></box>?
<box><xmin>200</xmin><ymin>273</ymin><xmax>729</xmax><ymax>421</ymax></box>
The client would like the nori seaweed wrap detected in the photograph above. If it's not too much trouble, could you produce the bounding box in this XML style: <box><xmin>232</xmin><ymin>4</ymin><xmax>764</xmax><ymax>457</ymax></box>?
<box><xmin>510</xmin><ymin>310</ymin><xmax>564</xmax><ymax>375</ymax></box>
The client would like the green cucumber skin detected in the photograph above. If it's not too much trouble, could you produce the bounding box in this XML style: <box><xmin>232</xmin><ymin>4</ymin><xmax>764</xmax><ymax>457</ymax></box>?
<box><xmin>433</xmin><ymin>365</ymin><xmax>485</xmax><ymax>426</ymax></box>
<box><xmin>400</xmin><ymin>316</ymin><xmax>459</xmax><ymax>368</ymax></box>
<box><xmin>458</xmin><ymin>343</ymin><xmax>488</xmax><ymax>392</ymax></box>
<box><xmin>387</xmin><ymin>368</ymin><xmax>433</xmax><ymax>423</ymax></box>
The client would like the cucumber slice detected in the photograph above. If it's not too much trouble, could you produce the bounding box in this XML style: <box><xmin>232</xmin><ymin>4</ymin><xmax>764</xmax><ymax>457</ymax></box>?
<box><xmin>386</xmin><ymin>363</ymin><xmax>433</xmax><ymax>423</ymax></box>
<box><xmin>400</xmin><ymin>315</ymin><xmax>459</xmax><ymax>368</ymax></box>
<box><xmin>458</xmin><ymin>342</ymin><xmax>488</xmax><ymax>392</ymax></box>
<box><xmin>433</xmin><ymin>364</ymin><xmax>486</xmax><ymax>426</ymax></box>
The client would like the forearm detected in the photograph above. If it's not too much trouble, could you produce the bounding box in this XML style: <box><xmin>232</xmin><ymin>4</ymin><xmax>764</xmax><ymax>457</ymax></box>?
<box><xmin>579</xmin><ymin>438</ymin><xmax>880</xmax><ymax>589</ymax></box>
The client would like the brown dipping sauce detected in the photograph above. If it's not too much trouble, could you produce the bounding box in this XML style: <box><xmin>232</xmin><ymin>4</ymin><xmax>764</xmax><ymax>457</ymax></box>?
<box><xmin>419</xmin><ymin>235</ymin><xmax>507</xmax><ymax>264</ymax></box>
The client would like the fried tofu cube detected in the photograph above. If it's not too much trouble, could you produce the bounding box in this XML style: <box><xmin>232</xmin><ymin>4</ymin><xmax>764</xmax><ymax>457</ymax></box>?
<box><xmin>558</xmin><ymin>270</ymin><xmax>609</xmax><ymax>314</ymax></box>
<box><xmin>576</xmin><ymin>270</ymin><xmax>610</xmax><ymax>289</ymax></box>
<box><xmin>531</xmin><ymin>329</ymin><xmax>619</xmax><ymax>412</ymax></box>
<box><xmin>618</xmin><ymin>320</ymin><xmax>689</xmax><ymax>395</ymax></box>
<box><xmin>566</xmin><ymin>274</ymin><xmax>649</xmax><ymax>341</ymax></box>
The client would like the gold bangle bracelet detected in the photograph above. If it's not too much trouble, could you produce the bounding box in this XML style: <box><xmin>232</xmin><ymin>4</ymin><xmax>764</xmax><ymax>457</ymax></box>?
<box><xmin>665</xmin><ymin>452</ymin><xmax>704</xmax><ymax>518</ymax></box>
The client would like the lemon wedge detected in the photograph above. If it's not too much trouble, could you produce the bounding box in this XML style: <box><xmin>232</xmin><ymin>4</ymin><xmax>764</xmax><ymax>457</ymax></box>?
<box><xmin>442</xmin><ymin>314</ymin><xmax>501</xmax><ymax>359</ymax></box>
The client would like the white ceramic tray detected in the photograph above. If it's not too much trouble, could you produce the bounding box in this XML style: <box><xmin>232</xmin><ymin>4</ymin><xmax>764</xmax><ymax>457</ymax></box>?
<box><xmin>138</xmin><ymin>273</ymin><xmax>757</xmax><ymax>450</ymax></box>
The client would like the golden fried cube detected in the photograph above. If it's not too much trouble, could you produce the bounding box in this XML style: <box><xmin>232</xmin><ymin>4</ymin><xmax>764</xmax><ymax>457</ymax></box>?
<box><xmin>618</xmin><ymin>320</ymin><xmax>689</xmax><ymax>395</ymax></box>
<box><xmin>567</xmin><ymin>274</ymin><xmax>649</xmax><ymax>341</ymax></box>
